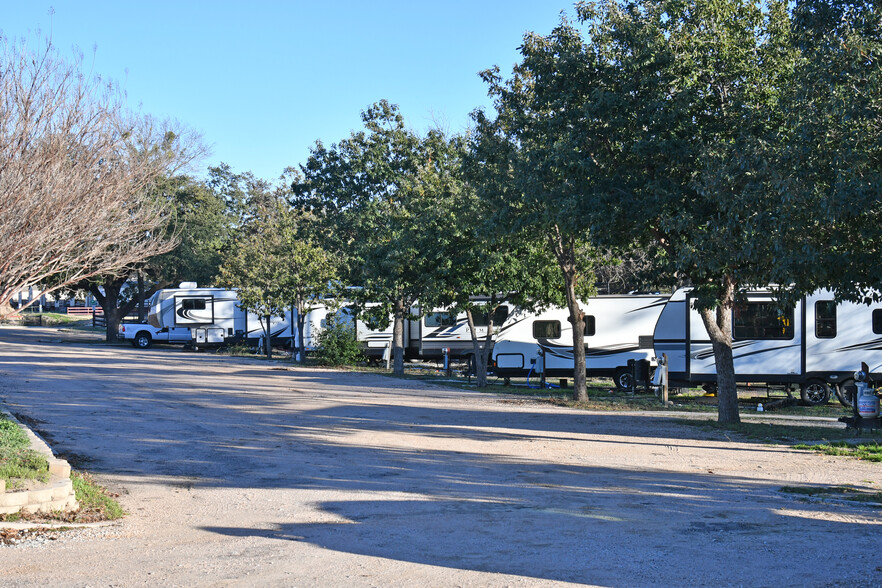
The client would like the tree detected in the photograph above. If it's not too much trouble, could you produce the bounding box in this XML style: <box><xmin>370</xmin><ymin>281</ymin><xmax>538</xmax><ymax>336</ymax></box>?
<box><xmin>0</xmin><ymin>38</ymin><xmax>189</xmax><ymax>318</ymax></box>
<box><xmin>427</xmin><ymin>148</ymin><xmax>564</xmax><ymax>388</ymax></box>
<box><xmin>470</xmin><ymin>20</ymin><xmax>607</xmax><ymax>401</ymax></box>
<box><xmin>767</xmin><ymin>1</ymin><xmax>882</xmax><ymax>303</ymax></box>
<box><xmin>292</xmin><ymin>100</ymin><xmax>463</xmax><ymax>375</ymax></box>
<box><xmin>524</xmin><ymin>0</ymin><xmax>796</xmax><ymax>422</ymax></box>
<box><xmin>217</xmin><ymin>227</ymin><xmax>286</xmax><ymax>359</ymax></box>
<box><xmin>86</xmin><ymin>118</ymin><xmax>209</xmax><ymax>342</ymax></box>
<box><xmin>275</xmin><ymin>204</ymin><xmax>338</xmax><ymax>363</ymax></box>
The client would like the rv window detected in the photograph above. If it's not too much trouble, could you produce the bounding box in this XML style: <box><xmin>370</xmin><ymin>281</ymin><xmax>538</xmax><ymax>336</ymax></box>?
<box><xmin>815</xmin><ymin>301</ymin><xmax>836</xmax><ymax>338</ymax></box>
<box><xmin>472</xmin><ymin>306</ymin><xmax>510</xmax><ymax>327</ymax></box>
<box><xmin>182</xmin><ymin>298</ymin><xmax>207</xmax><ymax>311</ymax></box>
<box><xmin>733</xmin><ymin>303</ymin><xmax>794</xmax><ymax>340</ymax></box>
<box><xmin>533</xmin><ymin>320</ymin><xmax>561</xmax><ymax>339</ymax></box>
<box><xmin>873</xmin><ymin>310</ymin><xmax>882</xmax><ymax>334</ymax></box>
<box><xmin>585</xmin><ymin>316</ymin><xmax>596</xmax><ymax>337</ymax></box>
<box><xmin>425</xmin><ymin>312</ymin><xmax>456</xmax><ymax>327</ymax></box>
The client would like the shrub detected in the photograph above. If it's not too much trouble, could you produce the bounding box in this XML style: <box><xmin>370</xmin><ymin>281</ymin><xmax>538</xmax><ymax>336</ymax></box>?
<box><xmin>314</xmin><ymin>314</ymin><xmax>363</xmax><ymax>366</ymax></box>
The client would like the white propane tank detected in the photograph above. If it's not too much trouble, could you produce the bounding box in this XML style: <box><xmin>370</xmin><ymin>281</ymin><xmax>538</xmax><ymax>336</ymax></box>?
<box><xmin>855</xmin><ymin>382</ymin><xmax>881</xmax><ymax>418</ymax></box>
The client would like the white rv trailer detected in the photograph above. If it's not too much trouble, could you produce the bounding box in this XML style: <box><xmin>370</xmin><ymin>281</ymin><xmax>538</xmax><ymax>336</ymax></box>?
<box><xmin>348</xmin><ymin>302</ymin><xmax>516</xmax><ymax>362</ymax></box>
<box><xmin>406</xmin><ymin>303</ymin><xmax>514</xmax><ymax>360</ymax></box>
<box><xmin>652</xmin><ymin>288</ymin><xmax>882</xmax><ymax>405</ymax></box>
<box><xmin>146</xmin><ymin>284</ymin><xmax>296</xmax><ymax>348</ymax></box>
<box><xmin>491</xmin><ymin>295</ymin><xmax>669</xmax><ymax>388</ymax></box>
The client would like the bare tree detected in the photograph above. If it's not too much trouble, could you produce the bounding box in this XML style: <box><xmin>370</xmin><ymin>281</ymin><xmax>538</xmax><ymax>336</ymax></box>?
<box><xmin>0</xmin><ymin>36</ymin><xmax>201</xmax><ymax>318</ymax></box>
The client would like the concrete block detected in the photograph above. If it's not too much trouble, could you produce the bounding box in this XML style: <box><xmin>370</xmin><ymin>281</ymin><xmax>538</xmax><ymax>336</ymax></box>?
<box><xmin>48</xmin><ymin>460</ymin><xmax>71</xmax><ymax>478</ymax></box>
<box><xmin>28</xmin><ymin>487</ymin><xmax>55</xmax><ymax>504</ymax></box>
<box><xmin>0</xmin><ymin>491</ymin><xmax>30</xmax><ymax>508</ymax></box>
<box><xmin>52</xmin><ymin>480</ymin><xmax>74</xmax><ymax>500</ymax></box>
<box><xmin>46</xmin><ymin>497</ymin><xmax>78</xmax><ymax>512</ymax></box>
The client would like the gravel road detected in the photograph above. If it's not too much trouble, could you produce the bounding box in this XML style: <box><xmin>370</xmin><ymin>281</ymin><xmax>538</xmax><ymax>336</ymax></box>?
<box><xmin>0</xmin><ymin>325</ymin><xmax>880</xmax><ymax>587</ymax></box>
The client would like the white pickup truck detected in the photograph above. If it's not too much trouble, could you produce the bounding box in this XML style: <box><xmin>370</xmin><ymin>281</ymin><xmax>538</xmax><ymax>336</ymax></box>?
<box><xmin>118</xmin><ymin>323</ymin><xmax>192</xmax><ymax>349</ymax></box>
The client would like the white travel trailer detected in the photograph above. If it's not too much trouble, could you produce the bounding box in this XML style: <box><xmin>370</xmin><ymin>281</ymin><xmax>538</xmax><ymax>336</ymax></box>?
<box><xmin>406</xmin><ymin>303</ymin><xmax>514</xmax><ymax>361</ymax></box>
<box><xmin>651</xmin><ymin>288</ymin><xmax>882</xmax><ymax>405</ymax></box>
<box><xmin>146</xmin><ymin>284</ymin><xmax>296</xmax><ymax>348</ymax></box>
<box><xmin>338</xmin><ymin>301</ymin><xmax>516</xmax><ymax>363</ymax></box>
<box><xmin>491</xmin><ymin>295</ymin><xmax>669</xmax><ymax>388</ymax></box>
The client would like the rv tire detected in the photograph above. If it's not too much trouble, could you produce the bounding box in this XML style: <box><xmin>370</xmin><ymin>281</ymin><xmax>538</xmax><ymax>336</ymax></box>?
<box><xmin>614</xmin><ymin>368</ymin><xmax>633</xmax><ymax>391</ymax></box>
<box><xmin>800</xmin><ymin>379</ymin><xmax>830</xmax><ymax>406</ymax></box>
<box><xmin>835</xmin><ymin>379</ymin><xmax>855</xmax><ymax>408</ymax></box>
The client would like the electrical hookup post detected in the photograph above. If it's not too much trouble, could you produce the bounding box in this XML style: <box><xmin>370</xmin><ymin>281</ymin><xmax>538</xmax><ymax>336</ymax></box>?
<box><xmin>655</xmin><ymin>353</ymin><xmax>671</xmax><ymax>407</ymax></box>
<box><xmin>840</xmin><ymin>361</ymin><xmax>882</xmax><ymax>430</ymax></box>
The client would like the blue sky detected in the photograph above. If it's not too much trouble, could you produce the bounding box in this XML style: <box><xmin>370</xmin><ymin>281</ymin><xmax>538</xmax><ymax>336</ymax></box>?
<box><xmin>2</xmin><ymin>1</ymin><xmax>572</xmax><ymax>183</ymax></box>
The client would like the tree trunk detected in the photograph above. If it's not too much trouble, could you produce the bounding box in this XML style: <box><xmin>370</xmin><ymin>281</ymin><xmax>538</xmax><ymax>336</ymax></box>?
<box><xmin>466</xmin><ymin>304</ymin><xmax>498</xmax><ymax>389</ymax></box>
<box><xmin>91</xmin><ymin>278</ymin><xmax>125</xmax><ymax>343</ymax></box>
<box><xmin>697</xmin><ymin>278</ymin><xmax>740</xmax><ymax>424</ymax></box>
<box><xmin>137</xmin><ymin>271</ymin><xmax>145</xmax><ymax>322</ymax></box>
<box><xmin>550</xmin><ymin>230</ymin><xmax>587</xmax><ymax>401</ymax></box>
<box><xmin>296</xmin><ymin>304</ymin><xmax>307</xmax><ymax>363</ymax></box>
<box><xmin>263</xmin><ymin>315</ymin><xmax>273</xmax><ymax>359</ymax></box>
<box><xmin>392</xmin><ymin>300</ymin><xmax>406</xmax><ymax>375</ymax></box>
<box><xmin>466</xmin><ymin>309</ymin><xmax>487</xmax><ymax>388</ymax></box>
<box><xmin>564</xmin><ymin>274</ymin><xmax>587</xmax><ymax>402</ymax></box>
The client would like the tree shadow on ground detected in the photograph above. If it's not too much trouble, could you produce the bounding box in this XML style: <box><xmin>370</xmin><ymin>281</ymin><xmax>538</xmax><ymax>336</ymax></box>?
<box><xmin>2</xmin><ymin>332</ymin><xmax>880</xmax><ymax>585</ymax></box>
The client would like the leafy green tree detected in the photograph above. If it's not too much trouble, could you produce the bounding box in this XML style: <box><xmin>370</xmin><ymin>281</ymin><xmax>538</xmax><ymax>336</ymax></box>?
<box><xmin>528</xmin><ymin>0</ymin><xmax>795</xmax><ymax>422</ymax></box>
<box><xmin>470</xmin><ymin>19</ymin><xmax>610</xmax><ymax>401</ymax></box>
<box><xmin>275</xmin><ymin>205</ymin><xmax>338</xmax><ymax>363</ymax></box>
<box><xmin>767</xmin><ymin>1</ymin><xmax>882</xmax><ymax>303</ymax></box>
<box><xmin>217</xmin><ymin>230</ymin><xmax>287</xmax><ymax>359</ymax></box>
<box><xmin>428</xmin><ymin>158</ymin><xmax>564</xmax><ymax>387</ymax></box>
<box><xmin>292</xmin><ymin>100</ymin><xmax>464</xmax><ymax>375</ymax></box>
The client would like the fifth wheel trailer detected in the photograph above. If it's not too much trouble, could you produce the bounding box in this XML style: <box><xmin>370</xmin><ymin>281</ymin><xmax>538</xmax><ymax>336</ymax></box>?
<box><xmin>651</xmin><ymin>288</ymin><xmax>882</xmax><ymax>405</ymax></box>
<box><xmin>146</xmin><ymin>284</ymin><xmax>297</xmax><ymax>348</ymax></box>
<box><xmin>491</xmin><ymin>295</ymin><xmax>669</xmax><ymax>388</ymax></box>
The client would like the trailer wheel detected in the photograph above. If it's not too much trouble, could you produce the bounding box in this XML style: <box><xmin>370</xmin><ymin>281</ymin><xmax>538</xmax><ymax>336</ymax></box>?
<box><xmin>800</xmin><ymin>380</ymin><xmax>830</xmax><ymax>405</ymax></box>
<box><xmin>614</xmin><ymin>368</ymin><xmax>633</xmax><ymax>391</ymax></box>
<box><xmin>835</xmin><ymin>379</ymin><xmax>855</xmax><ymax>408</ymax></box>
<box><xmin>132</xmin><ymin>331</ymin><xmax>152</xmax><ymax>349</ymax></box>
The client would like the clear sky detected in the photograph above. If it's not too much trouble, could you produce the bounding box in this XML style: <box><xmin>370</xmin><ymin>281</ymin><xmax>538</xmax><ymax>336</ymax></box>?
<box><xmin>2</xmin><ymin>1</ymin><xmax>573</xmax><ymax>183</ymax></box>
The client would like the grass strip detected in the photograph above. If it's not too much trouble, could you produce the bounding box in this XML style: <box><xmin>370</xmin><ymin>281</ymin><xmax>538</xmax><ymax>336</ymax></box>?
<box><xmin>71</xmin><ymin>471</ymin><xmax>125</xmax><ymax>520</ymax></box>
<box><xmin>780</xmin><ymin>485</ymin><xmax>882</xmax><ymax>506</ymax></box>
<box><xmin>0</xmin><ymin>417</ymin><xmax>50</xmax><ymax>487</ymax></box>
<box><xmin>792</xmin><ymin>441</ymin><xmax>882</xmax><ymax>462</ymax></box>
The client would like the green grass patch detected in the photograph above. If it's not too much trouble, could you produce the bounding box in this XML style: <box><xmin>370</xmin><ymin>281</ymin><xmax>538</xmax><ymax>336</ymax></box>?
<box><xmin>71</xmin><ymin>471</ymin><xmax>125</xmax><ymax>520</ymax></box>
<box><xmin>780</xmin><ymin>485</ymin><xmax>882</xmax><ymax>506</ymax></box>
<box><xmin>680</xmin><ymin>418</ymin><xmax>882</xmax><ymax>443</ymax></box>
<box><xmin>0</xmin><ymin>417</ymin><xmax>50</xmax><ymax>488</ymax></box>
<box><xmin>793</xmin><ymin>441</ymin><xmax>882</xmax><ymax>462</ymax></box>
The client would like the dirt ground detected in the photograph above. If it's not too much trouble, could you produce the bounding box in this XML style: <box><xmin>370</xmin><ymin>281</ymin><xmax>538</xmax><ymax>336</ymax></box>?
<box><xmin>0</xmin><ymin>325</ymin><xmax>880</xmax><ymax>588</ymax></box>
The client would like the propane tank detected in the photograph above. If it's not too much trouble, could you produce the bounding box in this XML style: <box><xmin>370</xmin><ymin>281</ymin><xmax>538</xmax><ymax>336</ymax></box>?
<box><xmin>854</xmin><ymin>368</ymin><xmax>881</xmax><ymax>418</ymax></box>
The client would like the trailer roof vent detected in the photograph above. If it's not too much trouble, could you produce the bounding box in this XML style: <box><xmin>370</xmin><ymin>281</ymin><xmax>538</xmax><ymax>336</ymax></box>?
<box><xmin>179</xmin><ymin>282</ymin><xmax>198</xmax><ymax>289</ymax></box>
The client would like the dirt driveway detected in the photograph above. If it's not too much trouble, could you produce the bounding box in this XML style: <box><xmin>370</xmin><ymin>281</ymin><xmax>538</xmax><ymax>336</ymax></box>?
<box><xmin>0</xmin><ymin>325</ymin><xmax>880</xmax><ymax>587</ymax></box>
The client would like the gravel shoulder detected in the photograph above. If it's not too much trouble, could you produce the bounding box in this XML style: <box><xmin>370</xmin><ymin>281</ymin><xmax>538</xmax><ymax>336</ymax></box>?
<box><xmin>1</xmin><ymin>325</ymin><xmax>880</xmax><ymax>587</ymax></box>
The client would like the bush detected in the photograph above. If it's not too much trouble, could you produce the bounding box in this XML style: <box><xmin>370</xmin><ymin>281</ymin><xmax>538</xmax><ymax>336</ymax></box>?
<box><xmin>314</xmin><ymin>314</ymin><xmax>363</xmax><ymax>366</ymax></box>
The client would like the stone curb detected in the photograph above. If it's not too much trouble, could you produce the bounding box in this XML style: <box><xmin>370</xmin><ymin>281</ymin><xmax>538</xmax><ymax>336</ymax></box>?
<box><xmin>0</xmin><ymin>409</ymin><xmax>79</xmax><ymax>517</ymax></box>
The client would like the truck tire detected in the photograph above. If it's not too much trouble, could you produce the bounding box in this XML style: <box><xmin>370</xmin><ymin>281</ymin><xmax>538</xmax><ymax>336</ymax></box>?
<box><xmin>132</xmin><ymin>331</ymin><xmax>153</xmax><ymax>349</ymax></box>
<box><xmin>800</xmin><ymin>379</ymin><xmax>830</xmax><ymax>406</ymax></box>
